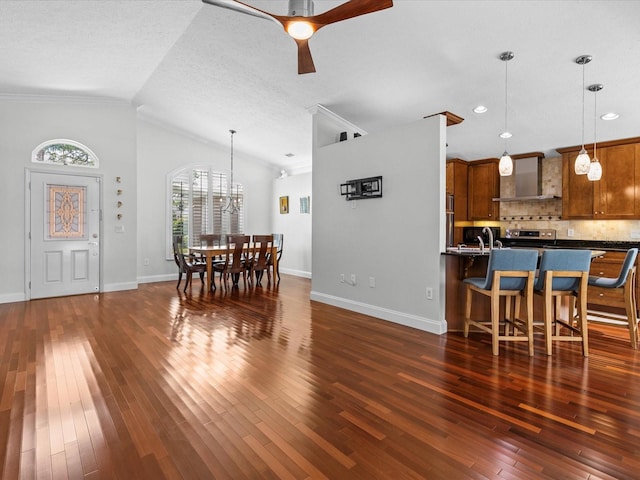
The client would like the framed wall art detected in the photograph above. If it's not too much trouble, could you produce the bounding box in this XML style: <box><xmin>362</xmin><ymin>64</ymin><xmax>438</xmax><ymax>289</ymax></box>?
<box><xmin>299</xmin><ymin>196</ymin><xmax>310</xmax><ymax>214</ymax></box>
<box><xmin>279</xmin><ymin>196</ymin><xmax>289</xmax><ymax>214</ymax></box>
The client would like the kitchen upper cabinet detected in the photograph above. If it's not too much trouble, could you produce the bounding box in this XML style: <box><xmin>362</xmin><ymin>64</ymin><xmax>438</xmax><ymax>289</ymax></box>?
<box><xmin>595</xmin><ymin>144</ymin><xmax>639</xmax><ymax>218</ymax></box>
<box><xmin>446</xmin><ymin>159</ymin><xmax>469</xmax><ymax>245</ymax></box>
<box><xmin>446</xmin><ymin>159</ymin><xmax>468</xmax><ymax>220</ymax></box>
<box><xmin>562</xmin><ymin>150</ymin><xmax>594</xmax><ymax>219</ymax></box>
<box><xmin>468</xmin><ymin>158</ymin><xmax>500</xmax><ymax>220</ymax></box>
<box><xmin>560</xmin><ymin>139</ymin><xmax>640</xmax><ymax>219</ymax></box>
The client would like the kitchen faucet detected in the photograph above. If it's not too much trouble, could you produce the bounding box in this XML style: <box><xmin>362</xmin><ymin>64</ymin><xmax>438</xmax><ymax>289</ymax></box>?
<box><xmin>483</xmin><ymin>226</ymin><xmax>494</xmax><ymax>250</ymax></box>
<box><xmin>477</xmin><ymin>236</ymin><xmax>485</xmax><ymax>253</ymax></box>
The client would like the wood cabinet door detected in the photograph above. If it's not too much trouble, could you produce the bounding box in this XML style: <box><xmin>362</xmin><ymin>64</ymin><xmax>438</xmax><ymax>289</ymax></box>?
<box><xmin>562</xmin><ymin>152</ymin><xmax>594</xmax><ymax>219</ymax></box>
<box><xmin>468</xmin><ymin>162</ymin><xmax>499</xmax><ymax>220</ymax></box>
<box><xmin>596</xmin><ymin>144</ymin><xmax>638</xmax><ymax>218</ymax></box>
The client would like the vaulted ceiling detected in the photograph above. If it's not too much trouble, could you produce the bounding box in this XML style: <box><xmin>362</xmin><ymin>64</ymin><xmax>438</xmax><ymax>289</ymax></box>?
<box><xmin>1</xmin><ymin>1</ymin><xmax>639</xmax><ymax>174</ymax></box>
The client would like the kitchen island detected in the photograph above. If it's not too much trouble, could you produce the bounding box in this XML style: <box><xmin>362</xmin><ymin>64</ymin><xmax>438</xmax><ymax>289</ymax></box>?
<box><xmin>444</xmin><ymin>247</ymin><xmax>608</xmax><ymax>332</ymax></box>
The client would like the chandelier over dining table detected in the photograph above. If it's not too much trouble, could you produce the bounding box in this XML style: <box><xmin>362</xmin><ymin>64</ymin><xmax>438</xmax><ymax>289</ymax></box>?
<box><xmin>222</xmin><ymin>129</ymin><xmax>240</xmax><ymax>214</ymax></box>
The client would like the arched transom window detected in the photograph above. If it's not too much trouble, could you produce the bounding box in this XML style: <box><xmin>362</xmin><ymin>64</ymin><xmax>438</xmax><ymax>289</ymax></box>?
<box><xmin>32</xmin><ymin>139</ymin><xmax>99</xmax><ymax>168</ymax></box>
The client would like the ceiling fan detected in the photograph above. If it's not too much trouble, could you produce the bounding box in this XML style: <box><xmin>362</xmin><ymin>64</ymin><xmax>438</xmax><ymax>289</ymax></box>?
<box><xmin>201</xmin><ymin>0</ymin><xmax>393</xmax><ymax>74</ymax></box>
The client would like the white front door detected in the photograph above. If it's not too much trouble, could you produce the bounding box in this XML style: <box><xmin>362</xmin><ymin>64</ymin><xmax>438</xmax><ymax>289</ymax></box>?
<box><xmin>29</xmin><ymin>171</ymin><xmax>101</xmax><ymax>299</ymax></box>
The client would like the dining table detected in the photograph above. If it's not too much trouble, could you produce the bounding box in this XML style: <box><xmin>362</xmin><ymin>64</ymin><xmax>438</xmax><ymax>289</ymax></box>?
<box><xmin>189</xmin><ymin>244</ymin><xmax>278</xmax><ymax>291</ymax></box>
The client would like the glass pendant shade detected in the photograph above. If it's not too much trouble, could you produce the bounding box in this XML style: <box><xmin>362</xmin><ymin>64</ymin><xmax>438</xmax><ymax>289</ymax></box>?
<box><xmin>574</xmin><ymin>55</ymin><xmax>592</xmax><ymax>175</ymax></box>
<box><xmin>497</xmin><ymin>51</ymin><xmax>514</xmax><ymax>176</ymax></box>
<box><xmin>587</xmin><ymin>158</ymin><xmax>602</xmax><ymax>181</ymax></box>
<box><xmin>587</xmin><ymin>83</ymin><xmax>604</xmax><ymax>182</ymax></box>
<box><xmin>499</xmin><ymin>152</ymin><xmax>513</xmax><ymax>176</ymax></box>
<box><xmin>574</xmin><ymin>148</ymin><xmax>591</xmax><ymax>174</ymax></box>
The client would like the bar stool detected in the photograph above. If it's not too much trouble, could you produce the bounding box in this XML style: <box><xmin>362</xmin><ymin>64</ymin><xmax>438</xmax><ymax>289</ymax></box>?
<box><xmin>463</xmin><ymin>249</ymin><xmax>539</xmax><ymax>356</ymax></box>
<box><xmin>587</xmin><ymin>248</ymin><xmax>638</xmax><ymax>349</ymax></box>
<box><xmin>533</xmin><ymin>249</ymin><xmax>591</xmax><ymax>356</ymax></box>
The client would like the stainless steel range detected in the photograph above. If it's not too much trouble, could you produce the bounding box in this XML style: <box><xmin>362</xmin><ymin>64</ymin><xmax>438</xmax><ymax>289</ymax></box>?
<box><xmin>503</xmin><ymin>229</ymin><xmax>557</xmax><ymax>247</ymax></box>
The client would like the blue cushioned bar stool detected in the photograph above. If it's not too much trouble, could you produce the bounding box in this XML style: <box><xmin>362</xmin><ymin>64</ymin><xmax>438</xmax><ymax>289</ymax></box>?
<box><xmin>588</xmin><ymin>248</ymin><xmax>638</xmax><ymax>349</ymax></box>
<box><xmin>463</xmin><ymin>249</ymin><xmax>539</xmax><ymax>356</ymax></box>
<box><xmin>534</xmin><ymin>249</ymin><xmax>592</xmax><ymax>356</ymax></box>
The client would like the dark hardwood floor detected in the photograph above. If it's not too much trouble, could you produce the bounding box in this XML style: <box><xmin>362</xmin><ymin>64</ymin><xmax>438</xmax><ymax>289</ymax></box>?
<box><xmin>1</xmin><ymin>275</ymin><xmax>639</xmax><ymax>479</ymax></box>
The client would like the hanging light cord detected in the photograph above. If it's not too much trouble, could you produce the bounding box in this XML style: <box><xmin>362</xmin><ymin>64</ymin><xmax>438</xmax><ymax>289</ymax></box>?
<box><xmin>504</xmin><ymin>56</ymin><xmax>509</xmax><ymax>150</ymax></box>
<box><xmin>593</xmin><ymin>88</ymin><xmax>597</xmax><ymax>159</ymax></box>
<box><xmin>581</xmin><ymin>62</ymin><xmax>586</xmax><ymax>149</ymax></box>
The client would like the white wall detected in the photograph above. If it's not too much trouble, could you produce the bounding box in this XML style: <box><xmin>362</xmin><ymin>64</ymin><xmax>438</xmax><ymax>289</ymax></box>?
<box><xmin>0</xmin><ymin>96</ymin><xmax>137</xmax><ymax>302</ymax></box>
<box><xmin>271</xmin><ymin>173</ymin><xmax>312</xmax><ymax>278</ymax></box>
<box><xmin>310</xmin><ymin>112</ymin><xmax>447</xmax><ymax>334</ymax></box>
<box><xmin>136</xmin><ymin>119</ymin><xmax>275</xmax><ymax>283</ymax></box>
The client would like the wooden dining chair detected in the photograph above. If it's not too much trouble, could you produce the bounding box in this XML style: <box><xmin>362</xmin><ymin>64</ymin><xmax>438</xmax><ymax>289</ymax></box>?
<box><xmin>250</xmin><ymin>235</ymin><xmax>274</xmax><ymax>285</ymax></box>
<box><xmin>533</xmin><ymin>249</ymin><xmax>592</xmax><ymax>356</ymax></box>
<box><xmin>172</xmin><ymin>235</ymin><xmax>207</xmax><ymax>292</ymax></box>
<box><xmin>214</xmin><ymin>235</ymin><xmax>251</xmax><ymax>288</ymax></box>
<box><xmin>268</xmin><ymin>233</ymin><xmax>283</xmax><ymax>283</ymax></box>
<box><xmin>464</xmin><ymin>249</ymin><xmax>539</xmax><ymax>356</ymax></box>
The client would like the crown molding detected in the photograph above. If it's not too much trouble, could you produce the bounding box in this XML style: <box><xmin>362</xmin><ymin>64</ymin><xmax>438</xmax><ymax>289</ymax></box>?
<box><xmin>0</xmin><ymin>92</ymin><xmax>130</xmax><ymax>105</ymax></box>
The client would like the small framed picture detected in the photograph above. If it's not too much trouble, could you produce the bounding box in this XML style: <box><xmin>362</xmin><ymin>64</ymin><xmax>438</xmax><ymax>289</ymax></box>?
<box><xmin>299</xmin><ymin>196</ymin><xmax>310</xmax><ymax>214</ymax></box>
<box><xmin>279</xmin><ymin>196</ymin><xmax>289</xmax><ymax>214</ymax></box>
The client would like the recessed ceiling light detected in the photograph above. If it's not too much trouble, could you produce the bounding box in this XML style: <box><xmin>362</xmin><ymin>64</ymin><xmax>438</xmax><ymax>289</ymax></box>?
<box><xmin>473</xmin><ymin>105</ymin><xmax>488</xmax><ymax>113</ymax></box>
<box><xmin>600</xmin><ymin>112</ymin><xmax>619</xmax><ymax>121</ymax></box>
<box><xmin>499</xmin><ymin>131</ymin><xmax>512</xmax><ymax>139</ymax></box>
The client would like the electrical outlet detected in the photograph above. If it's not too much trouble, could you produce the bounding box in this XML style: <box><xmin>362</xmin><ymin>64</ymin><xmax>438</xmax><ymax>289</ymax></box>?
<box><xmin>369</xmin><ymin>276</ymin><xmax>375</xmax><ymax>288</ymax></box>
<box><xmin>426</xmin><ymin>287</ymin><xmax>433</xmax><ymax>300</ymax></box>
<box><xmin>340</xmin><ymin>274</ymin><xmax>345</xmax><ymax>283</ymax></box>
<box><xmin>568</xmin><ymin>228</ymin><xmax>575</xmax><ymax>237</ymax></box>
<box><xmin>143</xmin><ymin>258</ymin><xmax>150</xmax><ymax>266</ymax></box>
<box><xmin>350</xmin><ymin>274</ymin><xmax>357</xmax><ymax>285</ymax></box>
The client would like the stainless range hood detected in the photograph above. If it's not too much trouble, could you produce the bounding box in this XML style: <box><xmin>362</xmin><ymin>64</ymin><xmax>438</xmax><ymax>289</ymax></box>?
<box><xmin>493</xmin><ymin>155</ymin><xmax>561</xmax><ymax>202</ymax></box>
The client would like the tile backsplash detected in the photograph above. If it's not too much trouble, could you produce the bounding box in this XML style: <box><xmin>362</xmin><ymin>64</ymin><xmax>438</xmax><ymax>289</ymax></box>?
<box><xmin>497</xmin><ymin>156</ymin><xmax>640</xmax><ymax>241</ymax></box>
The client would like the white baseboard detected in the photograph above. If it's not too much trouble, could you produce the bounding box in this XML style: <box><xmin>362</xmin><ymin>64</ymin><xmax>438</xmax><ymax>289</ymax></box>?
<box><xmin>137</xmin><ymin>273</ymin><xmax>178</xmax><ymax>284</ymax></box>
<box><xmin>103</xmin><ymin>281</ymin><xmax>138</xmax><ymax>292</ymax></box>
<box><xmin>309</xmin><ymin>291</ymin><xmax>447</xmax><ymax>335</ymax></box>
<box><xmin>0</xmin><ymin>292</ymin><xmax>26</xmax><ymax>304</ymax></box>
<box><xmin>280</xmin><ymin>268</ymin><xmax>312</xmax><ymax>279</ymax></box>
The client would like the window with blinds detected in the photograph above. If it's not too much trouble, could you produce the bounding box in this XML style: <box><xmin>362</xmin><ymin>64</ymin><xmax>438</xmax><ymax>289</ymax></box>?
<box><xmin>169</xmin><ymin>166</ymin><xmax>244</xmax><ymax>250</ymax></box>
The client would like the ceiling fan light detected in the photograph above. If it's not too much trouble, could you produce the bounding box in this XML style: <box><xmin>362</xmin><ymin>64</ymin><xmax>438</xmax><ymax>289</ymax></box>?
<box><xmin>287</xmin><ymin>21</ymin><xmax>314</xmax><ymax>40</ymax></box>
<box><xmin>587</xmin><ymin>158</ymin><xmax>602</xmax><ymax>181</ymax></box>
<box><xmin>574</xmin><ymin>148</ymin><xmax>591</xmax><ymax>175</ymax></box>
<box><xmin>499</xmin><ymin>152</ymin><xmax>513</xmax><ymax>176</ymax></box>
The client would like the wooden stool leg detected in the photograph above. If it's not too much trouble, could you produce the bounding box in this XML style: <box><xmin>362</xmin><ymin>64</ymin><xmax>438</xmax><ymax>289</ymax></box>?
<box><xmin>464</xmin><ymin>286</ymin><xmax>472</xmax><ymax>338</ymax></box>
<box><xmin>577</xmin><ymin>287</ymin><xmax>589</xmax><ymax>357</ymax></box>
<box><xmin>624</xmin><ymin>281</ymin><xmax>638</xmax><ymax>349</ymax></box>
<box><xmin>491</xmin><ymin>289</ymin><xmax>500</xmax><ymax>356</ymax></box>
<box><xmin>525</xmin><ymin>290</ymin><xmax>534</xmax><ymax>356</ymax></box>
<box><xmin>544</xmin><ymin>287</ymin><xmax>554</xmax><ymax>356</ymax></box>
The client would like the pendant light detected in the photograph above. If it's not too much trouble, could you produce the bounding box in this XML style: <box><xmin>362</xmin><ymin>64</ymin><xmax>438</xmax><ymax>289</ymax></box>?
<box><xmin>574</xmin><ymin>55</ymin><xmax>592</xmax><ymax>174</ymax></box>
<box><xmin>222</xmin><ymin>129</ymin><xmax>240</xmax><ymax>214</ymax></box>
<box><xmin>587</xmin><ymin>83</ymin><xmax>603</xmax><ymax>181</ymax></box>
<box><xmin>498</xmin><ymin>51</ymin><xmax>514</xmax><ymax>176</ymax></box>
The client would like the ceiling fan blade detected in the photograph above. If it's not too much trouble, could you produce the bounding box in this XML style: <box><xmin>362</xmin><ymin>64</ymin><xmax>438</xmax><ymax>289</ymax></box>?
<box><xmin>311</xmin><ymin>0</ymin><xmax>393</xmax><ymax>29</ymax></box>
<box><xmin>201</xmin><ymin>0</ymin><xmax>282</xmax><ymax>27</ymax></box>
<box><xmin>295</xmin><ymin>39</ymin><xmax>316</xmax><ymax>74</ymax></box>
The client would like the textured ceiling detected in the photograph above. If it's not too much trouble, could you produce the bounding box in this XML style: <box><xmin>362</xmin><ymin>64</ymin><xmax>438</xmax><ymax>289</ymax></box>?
<box><xmin>1</xmin><ymin>0</ymin><xmax>639</xmax><ymax>174</ymax></box>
